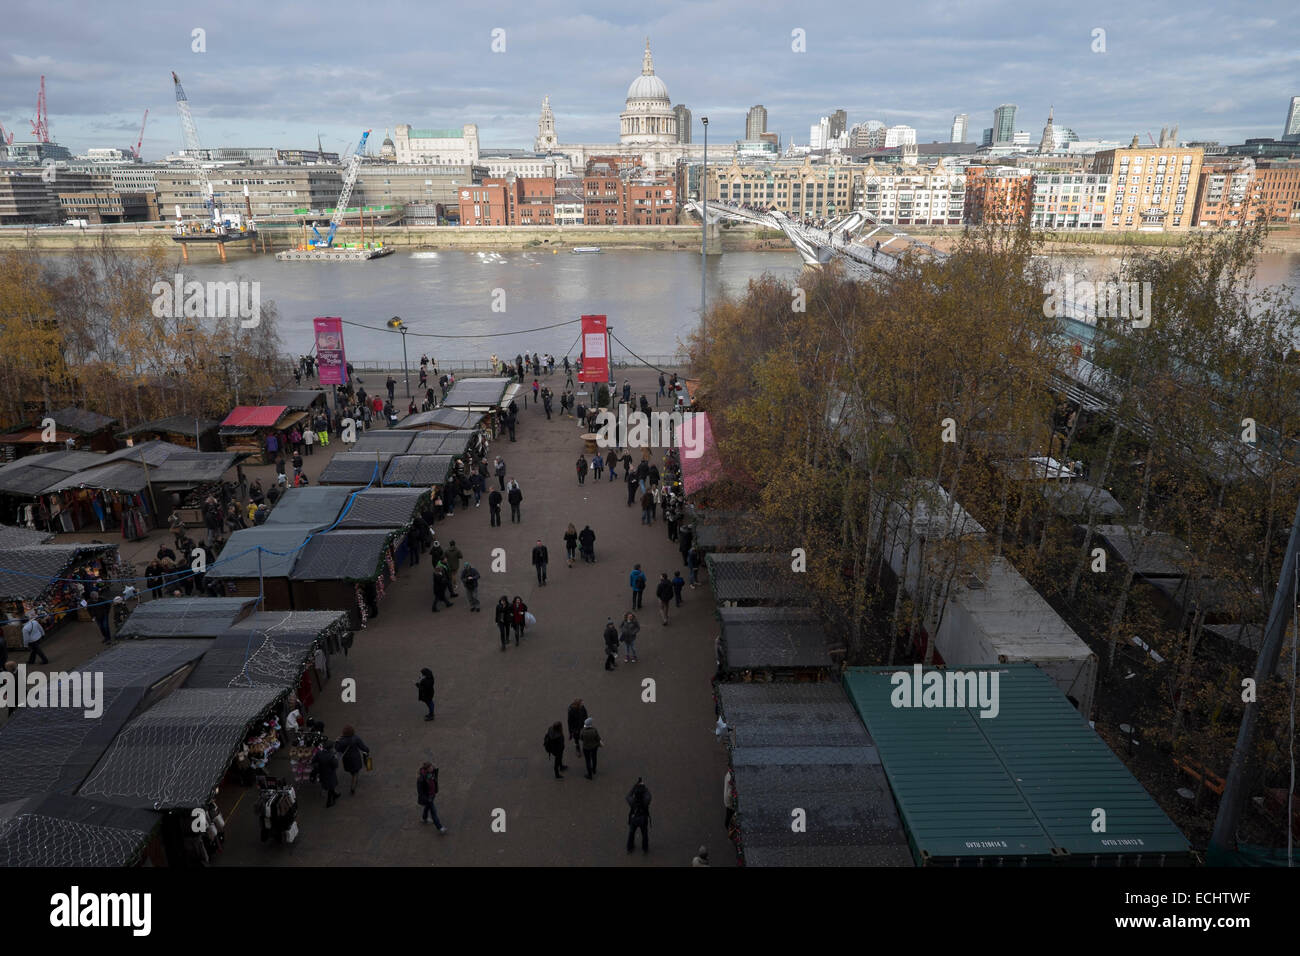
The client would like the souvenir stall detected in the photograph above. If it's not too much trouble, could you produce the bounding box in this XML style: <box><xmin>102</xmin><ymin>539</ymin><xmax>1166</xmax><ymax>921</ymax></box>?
<box><xmin>289</xmin><ymin>527</ymin><xmax>403</xmax><ymax>628</ymax></box>
<box><xmin>116</xmin><ymin>416</ymin><xmax>223</xmax><ymax>452</ymax></box>
<box><xmin>0</xmin><ymin>539</ymin><xmax>119</xmax><ymax>649</ymax></box>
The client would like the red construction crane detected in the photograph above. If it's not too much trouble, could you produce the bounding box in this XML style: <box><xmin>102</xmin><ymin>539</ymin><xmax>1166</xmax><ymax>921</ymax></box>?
<box><xmin>30</xmin><ymin>75</ymin><xmax>50</xmax><ymax>143</ymax></box>
<box><xmin>132</xmin><ymin>109</ymin><xmax>148</xmax><ymax>159</ymax></box>
<box><xmin>0</xmin><ymin>123</ymin><xmax>13</xmax><ymax>146</ymax></box>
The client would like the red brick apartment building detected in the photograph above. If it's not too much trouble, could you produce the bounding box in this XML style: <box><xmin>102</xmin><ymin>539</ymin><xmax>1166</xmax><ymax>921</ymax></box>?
<box><xmin>964</xmin><ymin>165</ymin><xmax>1033</xmax><ymax>225</ymax></box>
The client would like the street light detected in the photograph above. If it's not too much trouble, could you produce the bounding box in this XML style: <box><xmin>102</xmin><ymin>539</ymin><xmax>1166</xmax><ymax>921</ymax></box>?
<box><xmin>701</xmin><ymin>116</ymin><xmax>709</xmax><ymax>329</ymax></box>
<box><xmin>387</xmin><ymin>317</ymin><xmax>410</xmax><ymax>398</ymax></box>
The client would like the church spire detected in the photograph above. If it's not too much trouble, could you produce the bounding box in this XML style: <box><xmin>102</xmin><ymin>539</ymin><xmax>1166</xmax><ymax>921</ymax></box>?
<box><xmin>642</xmin><ymin>38</ymin><xmax>655</xmax><ymax>75</ymax></box>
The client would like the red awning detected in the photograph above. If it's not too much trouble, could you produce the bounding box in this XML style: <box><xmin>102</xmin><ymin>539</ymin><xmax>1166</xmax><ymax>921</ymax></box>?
<box><xmin>680</xmin><ymin>412</ymin><xmax>722</xmax><ymax>496</ymax></box>
<box><xmin>221</xmin><ymin>405</ymin><xmax>289</xmax><ymax>428</ymax></box>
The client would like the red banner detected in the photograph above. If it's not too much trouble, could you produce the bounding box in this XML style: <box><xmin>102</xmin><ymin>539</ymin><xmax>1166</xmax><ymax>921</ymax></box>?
<box><xmin>578</xmin><ymin>314</ymin><xmax>609</xmax><ymax>384</ymax></box>
<box><xmin>313</xmin><ymin>317</ymin><xmax>348</xmax><ymax>386</ymax></box>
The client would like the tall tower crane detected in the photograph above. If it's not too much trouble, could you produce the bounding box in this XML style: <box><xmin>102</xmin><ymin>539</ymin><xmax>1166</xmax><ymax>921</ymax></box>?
<box><xmin>132</xmin><ymin>109</ymin><xmax>148</xmax><ymax>160</ymax></box>
<box><xmin>171</xmin><ymin>72</ymin><xmax>222</xmax><ymax>232</ymax></box>
<box><xmin>311</xmin><ymin>130</ymin><xmax>370</xmax><ymax>248</ymax></box>
<box><xmin>29</xmin><ymin>76</ymin><xmax>51</xmax><ymax>143</ymax></box>
<box><xmin>0</xmin><ymin>123</ymin><xmax>13</xmax><ymax>146</ymax></box>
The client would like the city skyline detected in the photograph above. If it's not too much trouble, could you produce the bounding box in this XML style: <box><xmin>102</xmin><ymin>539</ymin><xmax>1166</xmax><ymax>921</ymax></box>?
<box><xmin>1</xmin><ymin>0</ymin><xmax>1298</xmax><ymax>158</ymax></box>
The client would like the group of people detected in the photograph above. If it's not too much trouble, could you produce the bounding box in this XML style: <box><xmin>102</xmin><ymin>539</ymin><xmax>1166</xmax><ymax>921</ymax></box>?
<box><xmin>491</xmin><ymin>351</ymin><xmax>556</xmax><ymax>381</ymax></box>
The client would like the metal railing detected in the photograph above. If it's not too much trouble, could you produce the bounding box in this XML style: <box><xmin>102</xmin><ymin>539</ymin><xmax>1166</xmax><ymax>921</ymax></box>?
<box><xmin>286</xmin><ymin>354</ymin><xmax>691</xmax><ymax>377</ymax></box>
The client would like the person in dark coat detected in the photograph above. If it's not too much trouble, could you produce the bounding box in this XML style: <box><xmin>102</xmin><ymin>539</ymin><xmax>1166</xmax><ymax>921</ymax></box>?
<box><xmin>335</xmin><ymin>725</ymin><xmax>371</xmax><ymax>795</ymax></box>
<box><xmin>543</xmin><ymin>721</ymin><xmax>568</xmax><ymax>779</ymax></box>
<box><xmin>606</xmin><ymin>449</ymin><xmax>618</xmax><ymax>482</ymax></box>
<box><xmin>416</xmin><ymin>762</ymin><xmax>447</xmax><ymax>831</ymax></box>
<box><xmin>576</xmin><ymin>455</ymin><xmax>588</xmax><ymax>485</ymax></box>
<box><xmin>431</xmin><ymin>566</ymin><xmax>453</xmax><ymax>612</ymax></box>
<box><xmin>655</xmin><ymin>572</ymin><xmax>675</xmax><ymax>625</ymax></box>
<box><xmin>488</xmin><ymin>488</ymin><xmax>503</xmax><ymax>527</ymax></box>
<box><xmin>579</xmin><ymin>525</ymin><xmax>596</xmax><ymax>563</ymax></box>
<box><xmin>566</xmin><ymin>699</ymin><xmax>588</xmax><ymax>756</ymax></box>
<box><xmin>626</xmin><ymin>778</ymin><xmax>652</xmax><ymax>853</ymax></box>
<box><xmin>672</xmin><ymin>570</ymin><xmax>686</xmax><ymax>607</ymax></box>
<box><xmin>507</xmin><ymin>481</ymin><xmax>523</xmax><ymax>523</ymax></box>
<box><xmin>494</xmin><ymin>596</ymin><xmax>512</xmax><ymax>650</ymax></box>
<box><xmin>460</xmin><ymin>562</ymin><xmax>481</xmax><ymax>611</ymax></box>
<box><xmin>406</xmin><ymin>525</ymin><xmax>422</xmax><ymax>566</ymax></box>
<box><xmin>626</xmin><ymin>468</ymin><xmax>639</xmax><ymax>506</ymax></box>
<box><xmin>417</xmin><ymin>668</ymin><xmax>435</xmax><ymax>720</ymax></box>
<box><xmin>311</xmin><ymin>742</ymin><xmax>342</xmax><ymax>807</ymax></box>
<box><xmin>579</xmin><ymin>717</ymin><xmax>602</xmax><ymax>779</ymax></box>
<box><xmin>603</xmin><ymin>617</ymin><xmax>620</xmax><ymax>670</ymax></box>
<box><xmin>531</xmin><ymin>539</ymin><xmax>548</xmax><ymax>585</ymax></box>
<box><xmin>510</xmin><ymin>596</ymin><xmax>528</xmax><ymax>644</ymax></box>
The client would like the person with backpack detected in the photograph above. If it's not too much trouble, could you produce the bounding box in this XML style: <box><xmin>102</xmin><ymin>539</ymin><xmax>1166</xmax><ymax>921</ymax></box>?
<box><xmin>494</xmin><ymin>596</ymin><xmax>512</xmax><ymax>651</ymax></box>
<box><xmin>629</xmin><ymin>564</ymin><xmax>647</xmax><ymax>609</ymax></box>
<box><xmin>531</xmin><ymin>539</ymin><xmax>549</xmax><ymax>585</ymax></box>
<box><xmin>603</xmin><ymin>617</ymin><xmax>620</xmax><ymax>671</ymax></box>
<box><xmin>566</xmin><ymin>699</ymin><xmax>588</xmax><ymax>756</ymax></box>
<box><xmin>655</xmin><ymin>572</ymin><xmax>675</xmax><ymax>625</ymax></box>
<box><xmin>416</xmin><ymin>762</ymin><xmax>447</xmax><ymax>832</ymax></box>
<box><xmin>626</xmin><ymin>778</ymin><xmax>652</xmax><ymax>853</ymax></box>
<box><xmin>335</xmin><ymin>725</ymin><xmax>371</xmax><ymax>795</ymax></box>
<box><xmin>417</xmin><ymin>668</ymin><xmax>436</xmax><ymax>721</ymax></box>
<box><xmin>543</xmin><ymin>721</ymin><xmax>568</xmax><ymax>779</ymax></box>
<box><xmin>580</xmin><ymin>717</ymin><xmax>602</xmax><ymax>779</ymax></box>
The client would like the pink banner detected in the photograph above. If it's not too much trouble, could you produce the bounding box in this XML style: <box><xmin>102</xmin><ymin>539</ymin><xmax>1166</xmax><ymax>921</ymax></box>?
<box><xmin>313</xmin><ymin>317</ymin><xmax>347</xmax><ymax>386</ymax></box>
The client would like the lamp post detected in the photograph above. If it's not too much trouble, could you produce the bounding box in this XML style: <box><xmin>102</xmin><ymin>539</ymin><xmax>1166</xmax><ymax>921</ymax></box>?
<box><xmin>701</xmin><ymin>116</ymin><xmax>709</xmax><ymax>328</ymax></box>
<box><xmin>387</xmin><ymin>317</ymin><xmax>410</xmax><ymax>398</ymax></box>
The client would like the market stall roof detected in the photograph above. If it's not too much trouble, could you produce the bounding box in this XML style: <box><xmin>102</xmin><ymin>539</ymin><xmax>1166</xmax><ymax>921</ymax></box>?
<box><xmin>396</xmin><ymin>407</ymin><xmax>483</xmax><ymax>430</ymax></box>
<box><xmin>207</xmin><ymin>525</ymin><xmax>317</xmax><ymax>579</ymax></box>
<box><xmin>1089</xmin><ymin>525</ymin><xmax>1195</xmax><ymax>578</ymax></box>
<box><xmin>994</xmin><ymin>456</ymin><xmax>1080</xmax><ymax>481</ymax></box>
<box><xmin>318</xmin><ymin>452</ymin><xmax>392</xmax><ymax>485</ymax></box>
<box><xmin>0</xmin><ymin>457</ymin><xmax>85</xmax><ymax>496</ymax></box>
<box><xmin>116</xmin><ymin>415</ymin><xmax>221</xmax><ymax>440</ymax></box>
<box><xmin>116</xmin><ymin>597</ymin><xmax>258</xmax><ymax>639</ymax></box>
<box><xmin>0</xmin><ymin>640</ymin><xmax>213</xmax><ymax>802</ymax></box>
<box><xmin>717</xmin><ymin>606</ymin><xmax>833</xmax><ymax>671</ymax></box>
<box><xmin>843</xmin><ymin>663</ymin><xmax>1192</xmax><ymax>865</ymax></box>
<box><xmin>147</xmin><ymin>451</ymin><xmax>240</xmax><ymax>486</ymax></box>
<box><xmin>335</xmin><ymin>488</ymin><xmax>427</xmax><ymax>529</ymax></box>
<box><xmin>680</xmin><ymin>412</ymin><xmax>722</xmax><ymax>496</ymax></box>
<box><xmin>95</xmin><ymin>440</ymin><xmax>193</xmax><ymax>467</ymax></box>
<box><xmin>0</xmin><ymin>541</ymin><xmax>118</xmax><ymax>603</ymax></box>
<box><xmin>185</xmin><ymin>626</ymin><xmax>320</xmax><ymax>689</ymax></box>
<box><xmin>352</xmin><ymin>431</ymin><xmax>416</xmax><ymax>455</ymax></box>
<box><xmin>1041</xmin><ymin>481</ymin><xmax>1123</xmax><ymax>518</ymax></box>
<box><xmin>264</xmin><ymin>485</ymin><xmax>359</xmax><ymax>528</ymax></box>
<box><xmin>706</xmin><ymin>552</ymin><xmax>811</xmax><ymax>606</ymax></box>
<box><xmin>383</xmin><ymin>454</ymin><xmax>454</xmax><ymax>487</ymax></box>
<box><xmin>291</xmin><ymin>528</ymin><xmax>398</xmax><ymax>581</ymax></box>
<box><xmin>409</xmin><ymin>429</ymin><xmax>477</xmax><ymax>456</ymax></box>
<box><xmin>44</xmin><ymin>406</ymin><xmax>119</xmax><ymax>435</ymax></box>
<box><xmin>269</xmin><ymin>389</ymin><xmax>328</xmax><ymax>410</ymax></box>
<box><xmin>0</xmin><ymin>793</ymin><xmax>161</xmax><ymax>868</ymax></box>
<box><xmin>694</xmin><ymin>519</ymin><xmax>776</xmax><ymax>552</ymax></box>
<box><xmin>221</xmin><ymin>405</ymin><xmax>288</xmax><ymax>429</ymax></box>
<box><xmin>441</xmin><ymin>377</ymin><xmax>511</xmax><ymax>408</ymax></box>
<box><xmin>1143</xmin><ymin>575</ymin><xmax>1257</xmax><ymax>622</ymax></box>
<box><xmin>77</xmin><ymin>686</ymin><xmax>283</xmax><ymax>810</ymax></box>
<box><xmin>0</xmin><ymin>524</ymin><xmax>53</xmax><ymax>548</ymax></box>
<box><xmin>718</xmin><ymin>683</ymin><xmax>912</xmax><ymax>867</ymax></box>
<box><xmin>43</xmin><ymin>461</ymin><xmax>150</xmax><ymax>493</ymax></box>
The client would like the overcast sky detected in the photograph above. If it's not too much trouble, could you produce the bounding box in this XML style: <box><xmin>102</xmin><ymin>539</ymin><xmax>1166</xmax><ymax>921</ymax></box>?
<box><xmin>2</xmin><ymin>0</ymin><xmax>1297</xmax><ymax>158</ymax></box>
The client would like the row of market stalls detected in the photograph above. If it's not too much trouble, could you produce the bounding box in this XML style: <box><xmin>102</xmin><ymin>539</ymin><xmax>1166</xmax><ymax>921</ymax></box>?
<box><xmin>217</xmin><ymin>389</ymin><xmax>330</xmax><ymax>463</ymax></box>
<box><xmin>207</xmin><ymin>484</ymin><xmax>430</xmax><ymax>625</ymax></box>
<box><xmin>0</xmin><ymin>524</ymin><xmax>121</xmax><ymax>650</ymax></box>
<box><xmin>0</xmin><ymin>599</ymin><xmax>351</xmax><ymax>866</ymax></box>
<box><xmin>318</xmin><ymin>429</ymin><xmax>482</xmax><ymax>489</ymax></box>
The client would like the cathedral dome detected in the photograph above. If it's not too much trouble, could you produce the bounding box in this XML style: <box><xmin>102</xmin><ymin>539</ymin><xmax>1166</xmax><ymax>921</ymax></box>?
<box><xmin>625</xmin><ymin>40</ymin><xmax>669</xmax><ymax>104</ymax></box>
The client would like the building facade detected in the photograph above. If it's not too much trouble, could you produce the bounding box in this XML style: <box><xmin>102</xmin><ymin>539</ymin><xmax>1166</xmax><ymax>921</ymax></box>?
<box><xmin>1093</xmin><ymin>143</ymin><xmax>1203</xmax><ymax>231</ymax></box>
<box><xmin>951</xmin><ymin>113</ymin><xmax>969</xmax><ymax>143</ymax></box>
<box><xmin>964</xmin><ymin>164</ymin><xmax>1033</xmax><ymax>224</ymax></box>
<box><xmin>157</xmin><ymin>165</ymin><xmax>343</xmax><ymax>220</ymax></box>
<box><xmin>746</xmin><ymin>106</ymin><xmax>768</xmax><ymax>141</ymax></box>
<box><xmin>884</xmin><ymin>125</ymin><xmax>916</xmax><ymax>147</ymax></box>
<box><xmin>993</xmin><ymin>105</ymin><xmax>1017</xmax><ymax>144</ymax></box>
<box><xmin>1282</xmin><ymin>96</ymin><xmax>1300</xmax><ymax>143</ymax></box>
<box><xmin>392</xmin><ymin>125</ymin><xmax>480</xmax><ymax>165</ymax></box>
<box><xmin>1028</xmin><ymin>172</ymin><xmax>1109</xmax><ymax>229</ymax></box>
<box><xmin>674</xmin><ymin>104</ymin><xmax>692</xmax><ymax>144</ymax></box>
<box><xmin>354</xmin><ymin>163</ymin><xmax>485</xmax><ymax>214</ymax></box>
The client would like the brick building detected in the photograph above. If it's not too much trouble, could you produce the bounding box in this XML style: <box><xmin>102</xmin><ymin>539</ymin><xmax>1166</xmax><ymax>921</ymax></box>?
<box><xmin>963</xmin><ymin>165</ymin><xmax>1033</xmax><ymax>225</ymax></box>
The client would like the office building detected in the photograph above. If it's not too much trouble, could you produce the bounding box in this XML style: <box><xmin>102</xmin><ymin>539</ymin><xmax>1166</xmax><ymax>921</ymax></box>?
<box><xmin>1093</xmin><ymin>140</ymin><xmax>1204</xmax><ymax>231</ymax></box>
<box><xmin>951</xmin><ymin>113</ymin><xmax>968</xmax><ymax>143</ymax></box>
<box><xmin>674</xmin><ymin>104</ymin><xmax>692</xmax><ymax>143</ymax></box>
<box><xmin>746</xmin><ymin>106</ymin><xmax>768</xmax><ymax>141</ymax></box>
<box><xmin>993</xmin><ymin>104</ymin><xmax>1017</xmax><ymax>144</ymax></box>
<box><xmin>1283</xmin><ymin>96</ymin><xmax>1300</xmax><ymax>143</ymax></box>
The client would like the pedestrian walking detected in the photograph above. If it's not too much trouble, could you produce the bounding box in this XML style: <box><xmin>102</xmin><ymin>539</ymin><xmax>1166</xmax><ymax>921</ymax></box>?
<box><xmin>607</xmin><ymin>449</ymin><xmax>619</xmax><ymax>483</ymax></box>
<box><xmin>460</xmin><ymin>562</ymin><xmax>481</xmax><ymax>611</ymax></box>
<box><xmin>626</xmin><ymin>469</ymin><xmax>639</xmax><ymax>506</ymax></box>
<box><xmin>22</xmin><ymin>614</ymin><xmax>48</xmax><ymax>665</ymax></box>
<box><xmin>603</xmin><ymin>617</ymin><xmax>620</xmax><ymax>670</ymax></box>
<box><xmin>566</xmin><ymin>699</ymin><xmax>588</xmax><ymax>756</ymax></box>
<box><xmin>655</xmin><ymin>573</ymin><xmax>674</xmax><ymax>625</ymax></box>
<box><xmin>488</xmin><ymin>488</ymin><xmax>503</xmax><ymax>527</ymax></box>
<box><xmin>543</xmin><ymin>721</ymin><xmax>568</xmax><ymax>779</ymax></box>
<box><xmin>629</xmin><ymin>564</ymin><xmax>646</xmax><ymax>609</ymax></box>
<box><xmin>494</xmin><ymin>456</ymin><xmax>506</xmax><ymax>491</ymax></box>
<box><xmin>688</xmin><ymin>545</ymin><xmax>702</xmax><ymax>588</ymax></box>
<box><xmin>620</xmin><ymin>612</ymin><xmax>640</xmax><ymax>663</ymax></box>
<box><xmin>576</xmin><ymin>455</ymin><xmax>588</xmax><ymax>485</ymax></box>
<box><xmin>507</xmin><ymin>480</ymin><xmax>523</xmax><ymax>523</ymax></box>
<box><xmin>335</xmin><ymin>725</ymin><xmax>371</xmax><ymax>795</ymax></box>
<box><xmin>626</xmin><ymin>778</ymin><xmax>651</xmax><ymax>853</ymax></box>
<box><xmin>672</xmin><ymin>570</ymin><xmax>686</xmax><ymax>607</ymax></box>
<box><xmin>417</xmin><ymin>668</ymin><xmax>436</xmax><ymax>720</ymax></box>
<box><xmin>640</xmin><ymin>489</ymin><xmax>654</xmax><ymax>525</ymax></box>
<box><xmin>579</xmin><ymin>524</ymin><xmax>596</xmax><ymax>563</ymax></box>
<box><xmin>564</xmin><ymin>523</ymin><xmax>579</xmax><ymax>566</ymax></box>
<box><xmin>531</xmin><ymin>539</ymin><xmax>549</xmax><ymax>585</ymax></box>
<box><xmin>510</xmin><ymin>596</ymin><xmax>528</xmax><ymax>644</ymax></box>
<box><xmin>431</xmin><ymin>565</ymin><xmax>454</xmax><ymax>612</ymax></box>
<box><xmin>591</xmin><ymin>453</ymin><xmax>603</xmax><ymax>480</ymax></box>
<box><xmin>444</xmin><ymin>540</ymin><xmax>463</xmax><ymax>595</ymax></box>
<box><xmin>658</xmin><ymin>372</ymin><xmax>666</xmax><ymax>399</ymax></box>
<box><xmin>416</xmin><ymin>762</ymin><xmax>448</xmax><ymax>832</ymax></box>
<box><xmin>580</xmin><ymin>717</ymin><xmax>602</xmax><ymax>778</ymax></box>
<box><xmin>311</xmin><ymin>742</ymin><xmax>342</xmax><ymax>807</ymax></box>
<box><xmin>494</xmin><ymin>596</ymin><xmax>512</xmax><ymax>650</ymax></box>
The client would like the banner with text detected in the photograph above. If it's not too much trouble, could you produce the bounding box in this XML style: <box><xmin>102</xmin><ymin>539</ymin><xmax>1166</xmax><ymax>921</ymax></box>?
<box><xmin>579</xmin><ymin>314</ymin><xmax>609</xmax><ymax>384</ymax></box>
<box><xmin>313</xmin><ymin>317</ymin><xmax>348</xmax><ymax>386</ymax></box>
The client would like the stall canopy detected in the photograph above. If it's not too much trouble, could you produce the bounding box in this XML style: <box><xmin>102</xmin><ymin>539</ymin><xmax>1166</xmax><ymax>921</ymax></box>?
<box><xmin>0</xmin><ymin>639</ymin><xmax>213</xmax><ymax>802</ymax></box>
<box><xmin>1089</xmin><ymin>525</ymin><xmax>1195</xmax><ymax>577</ymax></box>
<box><xmin>208</xmin><ymin>525</ymin><xmax>317</xmax><ymax>579</ymax></box>
<box><xmin>42</xmin><ymin>406</ymin><xmax>119</xmax><ymax>436</ymax></box>
<box><xmin>352</xmin><ymin>431</ymin><xmax>416</xmax><ymax>455</ymax></box>
<box><xmin>719</xmin><ymin>683</ymin><xmax>913</xmax><ymax>867</ymax></box>
<box><xmin>291</xmin><ymin>528</ymin><xmax>398</xmax><ymax>581</ymax></box>
<box><xmin>383</xmin><ymin>454</ymin><xmax>454</xmax><ymax>487</ymax></box>
<box><xmin>42</xmin><ymin>461</ymin><xmax>152</xmax><ymax>494</ymax></box>
<box><xmin>264</xmin><ymin>485</ymin><xmax>359</xmax><ymax>528</ymax></box>
<box><xmin>77</xmin><ymin>686</ymin><xmax>283</xmax><ymax>810</ymax></box>
<box><xmin>319</xmin><ymin>452</ymin><xmax>392</xmax><ymax>486</ymax></box>
<box><xmin>116</xmin><ymin>415</ymin><xmax>221</xmax><ymax>444</ymax></box>
<box><xmin>335</xmin><ymin>488</ymin><xmax>427</xmax><ymax>529</ymax></box>
<box><xmin>695</xmin><ymin>517</ymin><xmax>776</xmax><ymax>553</ymax></box>
<box><xmin>116</xmin><ymin>597</ymin><xmax>257</xmax><ymax>639</ymax></box>
<box><xmin>680</xmin><ymin>412</ymin><xmax>722</xmax><ymax>496</ymax></box>
<box><xmin>0</xmin><ymin>541</ymin><xmax>117</xmax><ymax>604</ymax></box>
<box><xmin>185</xmin><ymin>612</ymin><xmax>340</xmax><ymax>689</ymax></box>
<box><xmin>0</xmin><ymin>451</ymin><xmax>111</xmax><ymax>497</ymax></box>
<box><xmin>0</xmin><ymin>793</ymin><xmax>160</xmax><ymax>868</ymax></box>
<box><xmin>269</xmin><ymin>389</ymin><xmax>327</xmax><ymax>411</ymax></box>
<box><xmin>0</xmin><ymin>524</ymin><xmax>53</xmax><ymax>548</ymax></box>
<box><xmin>397</xmin><ymin>408</ymin><xmax>483</xmax><ymax>430</ymax></box>
<box><xmin>717</xmin><ymin>606</ymin><xmax>833</xmax><ymax>672</ymax></box>
<box><xmin>843</xmin><ymin>663</ymin><xmax>1192</xmax><ymax>865</ymax></box>
<box><xmin>707</xmin><ymin>552</ymin><xmax>811</xmax><ymax>606</ymax></box>
<box><xmin>221</xmin><ymin>406</ymin><xmax>288</xmax><ymax>429</ymax></box>
<box><xmin>147</xmin><ymin>452</ymin><xmax>240</xmax><ymax>486</ymax></box>
<box><xmin>441</xmin><ymin>377</ymin><xmax>511</xmax><ymax>409</ymax></box>
<box><xmin>1041</xmin><ymin>482</ymin><xmax>1123</xmax><ymax>518</ymax></box>
<box><xmin>409</xmin><ymin>429</ymin><xmax>477</xmax><ymax>456</ymax></box>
